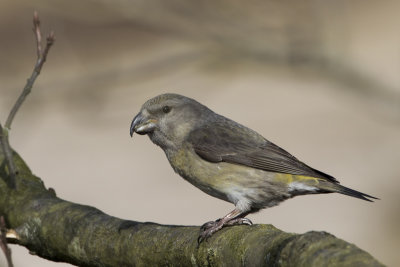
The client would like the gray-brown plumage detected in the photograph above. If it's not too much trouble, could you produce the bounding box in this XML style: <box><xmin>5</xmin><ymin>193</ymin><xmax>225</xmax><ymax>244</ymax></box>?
<box><xmin>130</xmin><ymin>93</ymin><xmax>377</xmax><ymax>243</ymax></box>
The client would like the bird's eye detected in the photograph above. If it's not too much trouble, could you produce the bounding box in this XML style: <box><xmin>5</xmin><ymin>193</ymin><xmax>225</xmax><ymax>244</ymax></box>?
<box><xmin>162</xmin><ymin>105</ymin><xmax>171</xmax><ymax>114</ymax></box>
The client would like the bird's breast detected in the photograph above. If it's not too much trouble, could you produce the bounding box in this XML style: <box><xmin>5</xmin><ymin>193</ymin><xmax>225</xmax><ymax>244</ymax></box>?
<box><xmin>166</xmin><ymin>146</ymin><xmax>229</xmax><ymax>201</ymax></box>
<box><xmin>165</xmin><ymin>145</ymin><xmax>283</xmax><ymax>207</ymax></box>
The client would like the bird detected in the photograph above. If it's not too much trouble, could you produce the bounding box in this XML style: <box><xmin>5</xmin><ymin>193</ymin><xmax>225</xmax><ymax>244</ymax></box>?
<box><xmin>130</xmin><ymin>93</ymin><xmax>377</xmax><ymax>243</ymax></box>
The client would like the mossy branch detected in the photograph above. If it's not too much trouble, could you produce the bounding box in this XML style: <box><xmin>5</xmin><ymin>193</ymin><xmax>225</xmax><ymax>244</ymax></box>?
<box><xmin>0</xmin><ymin>149</ymin><xmax>383</xmax><ymax>266</ymax></box>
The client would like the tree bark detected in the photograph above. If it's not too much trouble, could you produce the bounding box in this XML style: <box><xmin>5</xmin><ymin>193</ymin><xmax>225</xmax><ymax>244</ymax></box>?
<box><xmin>0</xmin><ymin>148</ymin><xmax>383</xmax><ymax>267</ymax></box>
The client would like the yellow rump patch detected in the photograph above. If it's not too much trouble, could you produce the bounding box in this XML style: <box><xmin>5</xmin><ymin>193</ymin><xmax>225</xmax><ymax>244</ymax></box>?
<box><xmin>273</xmin><ymin>173</ymin><xmax>320</xmax><ymax>185</ymax></box>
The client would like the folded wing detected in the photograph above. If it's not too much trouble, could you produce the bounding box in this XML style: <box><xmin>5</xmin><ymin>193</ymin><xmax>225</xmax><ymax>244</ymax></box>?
<box><xmin>188</xmin><ymin>120</ymin><xmax>338</xmax><ymax>183</ymax></box>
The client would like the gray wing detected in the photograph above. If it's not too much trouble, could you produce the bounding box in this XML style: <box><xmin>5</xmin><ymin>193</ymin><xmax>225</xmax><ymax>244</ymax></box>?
<box><xmin>188</xmin><ymin>121</ymin><xmax>337</xmax><ymax>183</ymax></box>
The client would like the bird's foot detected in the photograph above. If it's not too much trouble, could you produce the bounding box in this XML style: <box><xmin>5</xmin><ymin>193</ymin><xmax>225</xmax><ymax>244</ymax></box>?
<box><xmin>225</xmin><ymin>217</ymin><xmax>253</xmax><ymax>226</ymax></box>
<box><xmin>197</xmin><ymin>217</ymin><xmax>253</xmax><ymax>244</ymax></box>
<box><xmin>198</xmin><ymin>219</ymin><xmax>224</xmax><ymax>244</ymax></box>
<box><xmin>200</xmin><ymin>219</ymin><xmax>220</xmax><ymax>231</ymax></box>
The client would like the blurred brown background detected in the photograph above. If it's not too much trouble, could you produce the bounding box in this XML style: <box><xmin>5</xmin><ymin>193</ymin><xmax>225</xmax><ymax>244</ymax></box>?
<box><xmin>1</xmin><ymin>1</ymin><xmax>399</xmax><ymax>266</ymax></box>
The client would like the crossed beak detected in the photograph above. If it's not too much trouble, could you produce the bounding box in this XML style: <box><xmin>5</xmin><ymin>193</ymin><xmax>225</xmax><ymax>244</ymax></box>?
<box><xmin>130</xmin><ymin>112</ymin><xmax>157</xmax><ymax>137</ymax></box>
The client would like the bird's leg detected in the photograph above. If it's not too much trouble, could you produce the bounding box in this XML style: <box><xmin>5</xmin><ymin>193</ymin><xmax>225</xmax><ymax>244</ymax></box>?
<box><xmin>198</xmin><ymin>208</ymin><xmax>251</xmax><ymax>244</ymax></box>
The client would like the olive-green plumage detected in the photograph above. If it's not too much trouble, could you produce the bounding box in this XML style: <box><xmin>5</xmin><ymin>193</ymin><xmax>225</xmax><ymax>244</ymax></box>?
<box><xmin>130</xmin><ymin>93</ymin><xmax>377</xmax><ymax>242</ymax></box>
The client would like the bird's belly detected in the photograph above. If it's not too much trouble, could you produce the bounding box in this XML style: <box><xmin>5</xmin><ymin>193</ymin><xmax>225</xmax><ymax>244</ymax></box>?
<box><xmin>167</xmin><ymin>147</ymin><xmax>290</xmax><ymax>209</ymax></box>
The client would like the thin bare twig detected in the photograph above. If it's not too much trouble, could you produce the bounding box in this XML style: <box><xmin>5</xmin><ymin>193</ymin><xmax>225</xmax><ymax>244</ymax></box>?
<box><xmin>0</xmin><ymin>11</ymin><xmax>55</xmax><ymax>188</ymax></box>
<box><xmin>0</xmin><ymin>216</ymin><xmax>14</xmax><ymax>267</ymax></box>
<box><xmin>5</xmin><ymin>11</ymin><xmax>55</xmax><ymax>129</ymax></box>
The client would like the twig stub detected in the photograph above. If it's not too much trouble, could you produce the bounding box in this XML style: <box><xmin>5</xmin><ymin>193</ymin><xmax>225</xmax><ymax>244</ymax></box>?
<box><xmin>33</xmin><ymin>10</ymin><xmax>42</xmax><ymax>58</ymax></box>
<box><xmin>0</xmin><ymin>216</ymin><xmax>14</xmax><ymax>267</ymax></box>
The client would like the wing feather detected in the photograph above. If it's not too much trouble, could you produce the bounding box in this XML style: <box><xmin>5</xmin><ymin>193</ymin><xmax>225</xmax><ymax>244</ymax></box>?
<box><xmin>188</xmin><ymin>120</ymin><xmax>337</xmax><ymax>183</ymax></box>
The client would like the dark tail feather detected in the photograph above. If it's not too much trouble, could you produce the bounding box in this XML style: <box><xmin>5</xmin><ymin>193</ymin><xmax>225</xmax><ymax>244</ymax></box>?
<box><xmin>335</xmin><ymin>184</ymin><xmax>379</xmax><ymax>202</ymax></box>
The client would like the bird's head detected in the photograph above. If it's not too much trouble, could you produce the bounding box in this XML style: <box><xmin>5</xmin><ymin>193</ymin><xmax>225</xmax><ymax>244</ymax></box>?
<box><xmin>130</xmin><ymin>93</ymin><xmax>211</xmax><ymax>150</ymax></box>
